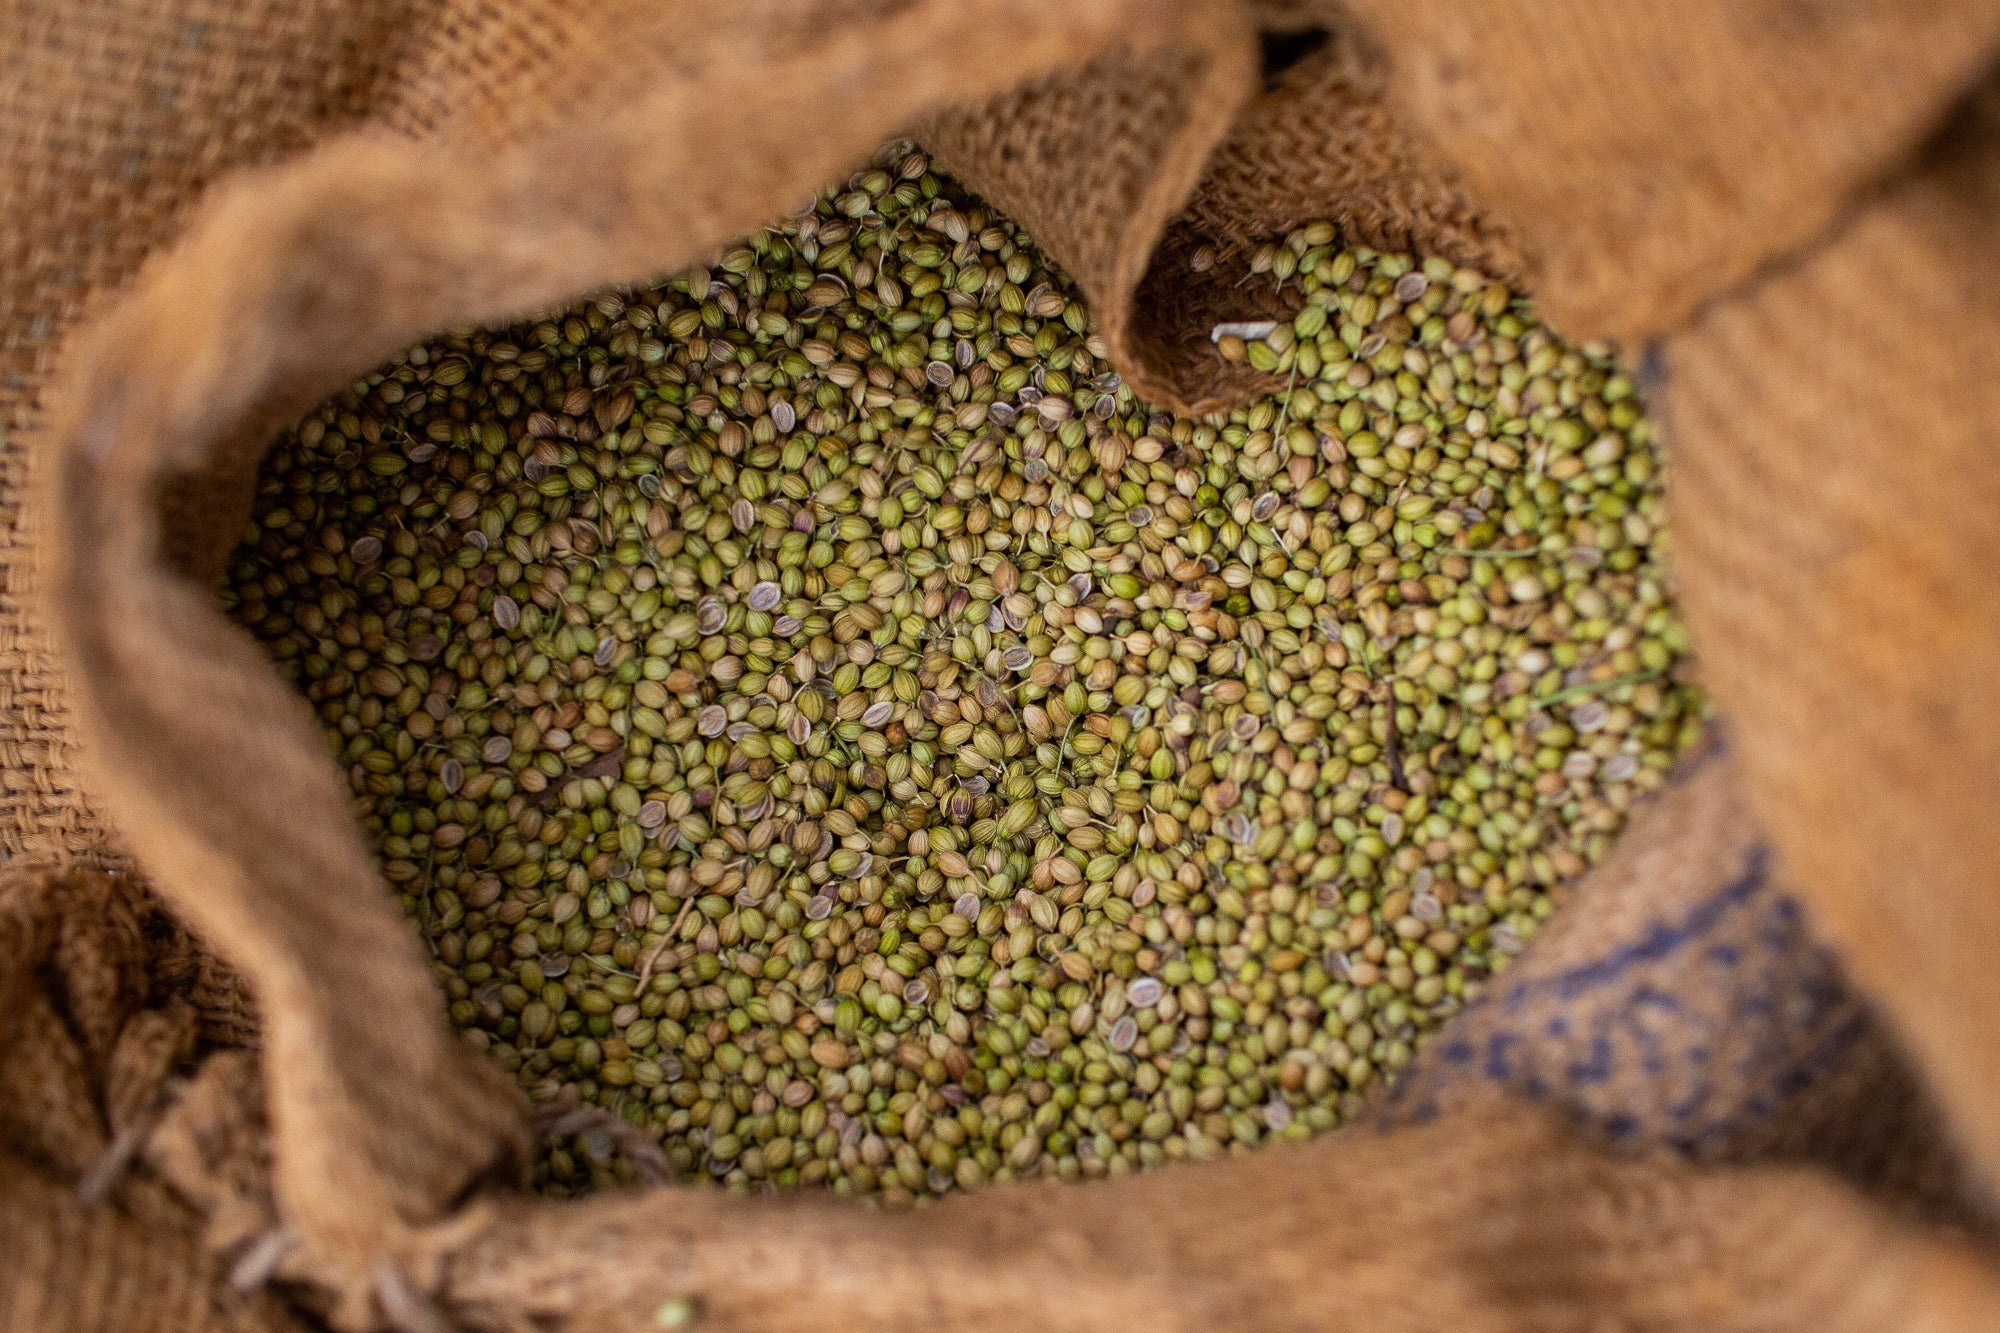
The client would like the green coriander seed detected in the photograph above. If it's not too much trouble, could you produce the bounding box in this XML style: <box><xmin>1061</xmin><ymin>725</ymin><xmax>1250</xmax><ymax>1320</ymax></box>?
<box><xmin>221</xmin><ymin>140</ymin><xmax>1700</xmax><ymax>1202</ymax></box>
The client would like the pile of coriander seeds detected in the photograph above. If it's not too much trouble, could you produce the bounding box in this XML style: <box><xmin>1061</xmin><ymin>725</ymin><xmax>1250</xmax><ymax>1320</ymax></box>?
<box><xmin>222</xmin><ymin>140</ymin><xmax>1700</xmax><ymax>1199</ymax></box>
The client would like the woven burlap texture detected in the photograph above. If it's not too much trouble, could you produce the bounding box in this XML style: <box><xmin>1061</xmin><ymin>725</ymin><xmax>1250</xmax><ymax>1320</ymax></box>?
<box><xmin>1665</xmin><ymin>76</ymin><xmax>2000</xmax><ymax>1209</ymax></box>
<box><xmin>1338</xmin><ymin>0</ymin><xmax>2000</xmax><ymax>1189</ymax></box>
<box><xmin>0</xmin><ymin>865</ymin><xmax>305</xmax><ymax>1333</ymax></box>
<box><xmin>13</xmin><ymin>757</ymin><xmax>1989</xmax><ymax>1331</ymax></box>
<box><xmin>9</xmin><ymin>0</ymin><xmax>2000</xmax><ymax>1328</ymax></box>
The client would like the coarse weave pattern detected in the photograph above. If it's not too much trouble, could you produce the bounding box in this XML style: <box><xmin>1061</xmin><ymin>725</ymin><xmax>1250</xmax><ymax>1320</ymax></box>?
<box><xmin>0</xmin><ymin>1</ymin><xmax>426</xmax><ymax>868</ymax></box>
<box><xmin>6</xmin><ymin>1</ymin><xmax>2000</xmax><ymax>1330</ymax></box>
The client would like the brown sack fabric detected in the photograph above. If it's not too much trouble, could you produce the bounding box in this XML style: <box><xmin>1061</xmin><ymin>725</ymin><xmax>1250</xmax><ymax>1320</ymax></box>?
<box><xmin>8</xmin><ymin>770</ymin><xmax>1998</xmax><ymax>1330</ymax></box>
<box><xmin>1331</xmin><ymin>0</ymin><xmax>2000</xmax><ymax>1193</ymax></box>
<box><xmin>922</xmin><ymin>4</ymin><xmax>1523</xmax><ymax>416</ymax></box>
<box><xmin>9</xmin><ymin>0</ymin><xmax>2000</xmax><ymax>1328</ymax></box>
<box><xmin>0</xmin><ymin>864</ymin><xmax>304</xmax><ymax>1333</ymax></box>
<box><xmin>1665</xmin><ymin>81</ymin><xmax>2000</xmax><ymax>1197</ymax></box>
<box><xmin>31</xmin><ymin>0</ymin><xmax>1258</xmax><ymax>1316</ymax></box>
<box><xmin>1340</xmin><ymin>0</ymin><xmax>2000</xmax><ymax>343</ymax></box>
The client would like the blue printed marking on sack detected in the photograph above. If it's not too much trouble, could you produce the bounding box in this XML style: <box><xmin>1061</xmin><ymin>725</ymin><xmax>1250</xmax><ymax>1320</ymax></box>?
<box><xmin>1383</xmin><ymin>842</ymin><xmax>1868</xmax><ymax>1151</ymax></box>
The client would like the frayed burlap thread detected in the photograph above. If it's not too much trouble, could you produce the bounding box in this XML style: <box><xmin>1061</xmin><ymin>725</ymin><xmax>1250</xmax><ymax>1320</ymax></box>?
<box><xmin>9</xmin><ymin>1</ymin><xmax>2000</xmax><ymax>1330</ymax></box>
<box><xmin>0</xmin><ymin>864</ymin><xmax>301</xmax><ymax>1331</ymax></box>
<box><xmin>417</xmin><ymin>1097</ymin><xmax>2000</xmax><ymax>1332</ymax></box>
<box><xmin>32</xmin><ymin>0</ymin><xmax>1260</xmax><ymax>1323</ymax></box>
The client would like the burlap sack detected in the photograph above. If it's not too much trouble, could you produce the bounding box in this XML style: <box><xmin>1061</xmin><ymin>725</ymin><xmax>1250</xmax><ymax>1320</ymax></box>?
<box><xmin>7</xmin><ymin>0</ymin><xmax>2000</xmax><ymax>1328</ymax></box>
